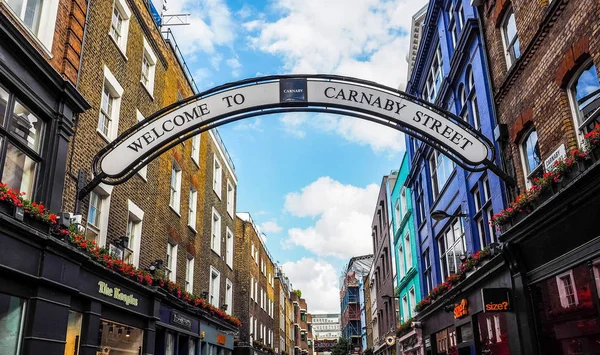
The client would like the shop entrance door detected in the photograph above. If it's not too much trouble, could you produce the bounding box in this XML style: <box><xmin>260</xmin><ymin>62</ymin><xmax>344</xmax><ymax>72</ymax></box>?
<box><xmin>457</xmin><ymin>346</ymin><xmax>473</xmax><ymax>355</ymax></box>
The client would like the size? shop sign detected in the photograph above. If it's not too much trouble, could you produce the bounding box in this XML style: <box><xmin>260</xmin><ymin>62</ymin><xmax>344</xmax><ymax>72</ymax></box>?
<box><xmin>98</xmin><ymin>281</ymin><xmax>139</xmax><ymax>306</ymax></box>
<box><xmin>482</xmin><ymin>288</ymin><xmax>511</xmax><ymax>312</ymax></box>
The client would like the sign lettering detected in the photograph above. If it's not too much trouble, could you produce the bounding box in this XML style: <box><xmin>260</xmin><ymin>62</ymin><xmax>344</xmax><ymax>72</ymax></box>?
<box><xmin>98</xmin><ymin>281</ymin><xmax>139</xmax><ymax>306</ymax></box>
<box><xmin>217</xmin><ymin>334</ymin><xmax>227</xmax><ymax>345</ymax></box>
<box><xmin>482</xmin><ymin>288</ymin><xmax>511</xmax><ymax>313</ymax></box>
<box><xmin>544</xmin><ymin>144</ymin><xmax>566</xmax><ymax>171</ymax></box>
<box><xmin>171</xmin><ymin>311</ymin><xmax>192</xmax><ymax>329</ymax></box>
<box><xmin>95</xmin><ymin>76</ymin><xmax>493</xmax><ymax>181</ymax></box>
<box><xmin>453</xmin><ymin>299</ymin><xmax>468</xmax><ymax>319</ymax></box>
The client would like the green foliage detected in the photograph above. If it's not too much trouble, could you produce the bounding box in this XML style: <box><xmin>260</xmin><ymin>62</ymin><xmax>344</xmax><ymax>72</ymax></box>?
<box><xmin>293</xmin><ymin>289</ymin><xmax>302</xmax><ymax>297</ymax></box>
<box><xmin>331</xmin><ymin>338</ymin><xmax>348</xmax><ymax>355</ymax></box>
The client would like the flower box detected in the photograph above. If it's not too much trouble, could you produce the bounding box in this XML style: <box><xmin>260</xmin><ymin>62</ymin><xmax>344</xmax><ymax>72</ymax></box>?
<box><xmin>511</xmin><ymin>211</ymin><xmax>529</xmax><ymax>226</ymax></box>
<box><xmin>23</xmin><ymin>214</ymin><xmax>51</xmax><ymax>234</ymax></box>
<box><xmin>0</xmin><ymin>201</ymin><xmax>14</xmax><ymax>216</ymax></box>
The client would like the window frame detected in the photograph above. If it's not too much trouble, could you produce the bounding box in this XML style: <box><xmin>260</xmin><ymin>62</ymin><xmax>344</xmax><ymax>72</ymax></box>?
<box><xmin>500</xmin><ymin>7</ymin><xmax>520</xmax><ymax>69</ymax></box>
<box><xmin>211</xmin><ymin>207</ymin><xmax>222</xmax><ymax>255</ymax></box>
<box><xmin>404</xmin><ymin>232</ymin><xmax>413</xmax><ymax>271</ymax></box>
<box><xmin>209</xmin><ymin>266</ymin><xmax>221</xmax><ymax>307</ymax></box>
<box><xmin>108</xmin><ymin>0</ymin><xmax>131</xmax><ymax>56</ymax></box>
<box><xmin>85</xmin><ymin>184</ymin><xmax>113</xmax><ymax>247</ymax></box>
<box><xmin>169</xmin><ymin>160</ymin><xmax>182</xmax><ymax>213</ymax></box>
<box><xmin>567</xmin><ymin>59</ymin><xmax>600</xmax><ymax>145</ymax></box>
<box><xmin>519</xmin><ymin>127</ymin><xmax>542</xmax><ymax>188</ymax></box>
<box><xmin>438</xmin><ymin>218</ymin><xmax>466</xmax><ymax>279</ymax></box>
<box><xmin>185</xmin><ymin>256</ymin><xmax>195</xmax><ymax>293</ymax></box>
<box><xmin>191</xmin><ymin>134</ymin><xmax>200</xmax><ymax>166</ymax></box>
<box><xmin>225</xmin><ymin>226</ymin><xmax>234</xmax><ymax>268</ymax></box>
<box><xmin>140</xmin><ymin>37</ymin><xmax>157</xmax><ymax>97</ymax></box>
<box><xmin>135</xmin><ymin>110</ymin><xmax>147</xmax><ymax>180</ymax></box>
<box><xmin>5</xmin><ymin>0</ymin><xmax>61</xmax><ymax>50</ymax></box>
<box><xmin>125</xmin><ymin>199</ymin><xmax>144</xmax><ymax>267</ymax></box>
<box><xmin>213</xmin><ymin>154</ymin><xmax>222</xmax><ymax>199</ymax></box>
<box><xmin>225</xmin><ymin>279</ymin><xmax>233</xmax><ymax>315</ymax></box>
<box><xmin>166</xmin><ymin>242</ymin><xmax>178</xmax><ymax>282</ymax></box>
<box><xmin>188</xmin><ymin>185</ymin><xmax>198</xmax><ymax>230</ymax></box>
<box><xmin>423</xmin><ymin>248</ymin><xmax>433</xmax><ymax>295</ymax></box>
<box><xmin>227</xmin><ymin>180</ymin><xmax>235</xmax><ymax>218</ymax></box>
<box><xmin>97</xmin><ymin>66</ymin><xmax>123</xmax><ymax>142</ymax></box>
<box><xmin>556</xmin><ymin>270</ymin><xmax>579</xmax><ymax>308</ymax></box>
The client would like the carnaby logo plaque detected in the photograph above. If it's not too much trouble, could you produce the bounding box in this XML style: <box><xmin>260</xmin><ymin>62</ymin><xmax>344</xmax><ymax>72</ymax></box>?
<box><xmin>280</xmin><ymin>78</ymin><xmax>307</xmax><ymax>103</ymax></box>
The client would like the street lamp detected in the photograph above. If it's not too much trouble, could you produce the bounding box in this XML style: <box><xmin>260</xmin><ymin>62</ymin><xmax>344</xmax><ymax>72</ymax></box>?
<box><xmin>431</xmin><ymin>210</ymin><xmax>468</xmax><ymax>221</ymax></box>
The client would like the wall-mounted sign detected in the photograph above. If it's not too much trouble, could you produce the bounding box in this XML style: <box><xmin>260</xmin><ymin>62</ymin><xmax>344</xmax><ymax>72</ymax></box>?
<box><xmin>87</xmin><ymin>75</ymin><xmax>497</xmax><ymax>193</ymax></box>
<box><xmin>171</xmin><ymin>311</ymin><xmax>192</xmax><ymax>329</ymax></box>
<box><xmin>482</xmin><ymin>288</ymin><xmax>511</xmax><ymax>312</ymax></box>
<box><xmin>217</xmin><ymin>334</ymin><xmax>227</xmax><ymax>345</ymax></box>
<box><xmin>544</xmin><ymin>144</ymin><xmax>566</xmax><ymax>171</ymax></box>
<box><xmin>453</xmin><ymin>299</ymin><xmax>468</xmax><ymax>319</ymax></box>
<box><xmin>97</xmin><ymin>281</ymin><xmax>138</xmax><ymax>306</ymax></box>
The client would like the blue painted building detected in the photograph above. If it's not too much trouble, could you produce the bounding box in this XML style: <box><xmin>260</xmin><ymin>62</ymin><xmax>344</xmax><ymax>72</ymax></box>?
<box><xmin>404</xmin><ymin>0</ymin><xmax>509</xmax><ymax>353</ymax></box>
<box><xmin>390</xmin><ymin>153</ymin><xmax>421</xmax><ymax>325</ymax></box>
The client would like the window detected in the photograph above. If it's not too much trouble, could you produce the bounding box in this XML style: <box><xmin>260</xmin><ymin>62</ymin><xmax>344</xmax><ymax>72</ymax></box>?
<box><xmin>108</xmin><ymin>0</ymin><xmax>131</xmax><ymax>54</ymax></box>
<box><xmin>438</xmin><ymin>218</ymin><xmax>466</xmax><ymax>279</ymax></box>
<box><xmin>486</xmin><ymin>207</ymin><xmax>496</xmax><ymax>244</ymax></box>
<box><xmin>425</xmin><ymin>45</ymin><xmax>443</xmax><ymax>103</ymax></box>
<box><xmin>166</xmin><ymin>243</ymin><xmax>178</xmax><ymax>282</ymax></box>
<box><xmin>409</xmin><ymin>287</ymin><xmax>416</xmax><ymax>318</ymax></box>
<box><xmin>227</xmin><ymin>180</ymin><xmax>235</xmax><ymax>217</ymax></box>
<box><xmin>169</xmin><ymin>161</ymin><xmax>182</xmax><ymax>213</ymax></box>
<box><xmin>98</xmin><ymin>66</ymin><xmax>123</xmax><ymax>141</ymax></box>
<box><xmin>188</xmin><ymin>186</ymin><xmax>197</xmax><ymax>230</ymax></box>
<box><xmin>415</xmin><ymin>180</ymin><xmax>425</xmax><ymax>226</ymax></box>
<box><xmin>211</xmin><ymin>208</ymin><xmax>222</xmax><ymax>255</ymax></box>
<box><xmin>448</xmin><ymin>2</ymin><xmax>457</xmax><ymax>50</ymax></box>
<box><xmin>404</xmin><ymin>233</ymin><xmax>413</xmax><ymax>270</ymax></box>
<box><xmin>520</xmin><ymin>128</ymin><xmax>542</xmax><ymax>187</ymax></box>
<box><xmin>249</xmin><ymin>316</ymin><xmax>254</xmax><ymax>341</ymax></box>
<box><xmin>209</xmin><ymin>266</ymin><xmax>220</xmax><ymax>307</ymax></box>
<box><xmin>140</xmin><ymin>37</ymin><xmax>157</xmax><ymax>96</ymax></box>
<box><xmin>459</xmin><ymin>85</ymin><xmax>468</xmax><ymax>121</ymax></box>
<box><xmin>457</xmin><ymin>1</ymin><xmax>465</xmax><ymax>30</ymax></box>
<box><xmin>125</xmin><ymin>200</ymin><xmax>143</xmax><ymax>267</ymax></box>
<box><xmin>85</xmin><ymin>185</ymin><xmax>112</xmax><ymax>246</ymax></box>
<box><xmin>135</xmin><ymin>110</ymin><xmax>147</xmax><ymax>179</ymax></box>
<box><xmin>226</xmin><ymin>227</ymin><xmax>234</xmax><ymax>268</ymax></box>
<box><xmin>477</xmin><ymin>216</ymin><xmax>487</xmax><ymax>248</ymax></box>
<box><xmin>64</xmin><ymin>311</ymin><xmax>83</xmax><ymax>355</ymax></box>
<box><xmin>400</xmin><ymin>187</ymin><xmax>408</xmax><ymax>218</ymax></box>
<box><xmin>556</xmin><ymin>270</ymin><xmax>578</xmax><ymax>308</ymax></box>
<box><xmin>213</xmin><ymin>154</ymin><xmax>222</xmax><ymax>198</ymax></box>
<box><xmin>0</xmin><ymin>292</ymin><xmax>26</xmax><ymax>355</ymax></box>
<box><xmin>467</xmin><ymin>70</ymin><xmax>480</xmax><ymax>130</ymax></box>
<box><xmin>394</xmin><ymin>199</ymin><xmax>401</xmax><ymax>230</ymax></box>
<box><xmin>398</xmin><ymin>244</ymin><xmax>405</xmax><ymax>279</ymax></box>
<box><xmin>423</xmin><ymin>249</ymin><xmax>433</xmax><ymax>295</ymax></box>
<box><xmin>0</xmin><ymin>86</ymin><xmax>45</xmax><ymax>198</ymax></box>
<box><xmin>5</xmin><ymin>0</ymin><xmax>61</xmax><ymax>49</ymax></box>
<box><xmin>185</xmin><ymin>256</ymin><xmax>194</xmax><ymax>293</ymax></box>
<box><xmin>501</xmin><ymin>8</ymin><xmax>521</xmax><ymax>68</ymax></box>
<box><xmin>568</xmin><ymin>60</ymin><xmax>600</xmax><ymax>141</ymax></box>
<box><xmin>225</xmin><ymin>279</ymin><xmax>233</xmax><ymax>315</ymax></box>
<box><xmin>429</xmin><ymin>150</ymin><xmax>454</xmax><ymax>199</ymax></box>
<box><xmin>402</xmin><ymin>295</ymin><xmax>409</xmax><ymax>323</ymax></box>
<box><xmin>191</xmin><ymin>134</ymin><xmax>200</xmax><ymax>165</ymax></box>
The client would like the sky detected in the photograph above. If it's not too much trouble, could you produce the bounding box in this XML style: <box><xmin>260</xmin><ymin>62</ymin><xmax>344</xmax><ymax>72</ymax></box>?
<box><xmin>154</xmin><ymin>0</ymin><xmax>428</xmax><ymax>313</ymax></box>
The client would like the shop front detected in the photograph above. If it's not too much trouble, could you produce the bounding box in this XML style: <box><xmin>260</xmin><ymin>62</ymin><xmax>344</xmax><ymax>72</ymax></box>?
<box><xmin>416</xmin><ymin>255</ymin><xmax>519</xmax><ymax>355</ymax></box>
<box><xmin>156</xmin><ymin>305</ymin><xmax>202</xmax><ymax>355</ymax></box>
<box><xmin>199</xmin><ymin>320</ymin><xmax>234</xmax><ymax>355</ymax></box>
<box><xmin>396</xmin><ymin>328</ymin><xmax>423</xmax><ymax>355</ymax></box>
<box><xmin>500</xmin><ymin>160</ymin><xmax>600</xmax><ymax>355</ymax></box>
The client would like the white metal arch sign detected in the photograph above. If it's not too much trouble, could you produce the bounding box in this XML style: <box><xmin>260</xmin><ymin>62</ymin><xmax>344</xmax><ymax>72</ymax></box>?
<box><xmin>83</xmin><ymin>75</ymin><xmax>504</xmax><ymax>197</ymax></box>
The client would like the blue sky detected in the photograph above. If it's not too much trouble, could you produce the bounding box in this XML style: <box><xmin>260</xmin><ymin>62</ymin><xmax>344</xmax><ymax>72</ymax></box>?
<box><xmin>155</xmin><ymin>0</ymin><xmax>428</xmax><ymax>312</ymax></box>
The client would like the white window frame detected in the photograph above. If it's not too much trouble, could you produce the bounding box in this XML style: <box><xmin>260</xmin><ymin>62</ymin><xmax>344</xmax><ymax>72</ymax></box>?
<box><xmin>225</xmin><ymin>279</ymin><xmax>233</xmax><ymax>315</ymax></box>
<box><xmin>429</xmin><ymin>150</ymin><xmax>454</xmax><ymax>199</ymax></box>
<box><xmin>477</xmin><ymin>216</ymin><xmax>486</xmax><ymax>249</ymax></box>
<box><xmin>188</xmin><ymin>185</ymin><xmax>198</xmax><ymax>230</ymax></box>
<box><xmin>211</xmin><ymin>207</ymin><xmax>222</xmax><ymax>255</ymax></box>
<box><xmin>501</xmin><ymin>7</ymin><xmax>520</xmax><ymax>69</ymax></box>
<box><xmin>5</xmin><ymin>0</ymin><xmax>61</xmax><ymax>51</ymax></box>
<box><xmin>556</xmin><ymin>270</ymin><xmax>579</xmax><ymax>308</ymax></box>
<box><xmin>166</xmin><ymin>243</ymin><xmax>178</xmax><ymax>282</ymax></box>
<box><xmin>225</xmin><ymin>227</ymin><xmax>234</xmax><ymax>268</ymax></box>
<box><xmin>135</xmin><ymin>110</ymin><xmax>147</xmax><ymax>180</ymax></box>
<box><xmin>250</xmin><ymin>277</ymin><xmax>254</xmax><ymax>300</ymax></box>
<box><xmin>98</xmin><ymin>66</ymin><xmax>123</xmax><ymax>142</ymax></box>
<box><xmin>425</xmin><ymin>45</ymin><xmax>443</xmax><ymax>103</ymax></box>
<box><xmin>401</xmin><ymin>295</ymin><xmax>409</xmax><ymax>323</ymax></box>
<box><xmin>85</xmin><ymin>183</ymin><xmax>113</xmax><ymax>247</ymax></box>
<box><xmin>209</xmin><ymin>266</ymin><xmax>220</xmax><ymax>307</ymax></box>
<box><xmin>125</xmin><ymin>199</ymin><xmax>143</xmax><ymax>267</ymax></box>
<box><xmin>486</xmin><ymin>206</ymin><xmax>496</xmax><ymax>244</ymax></box>
<box><xmin>457</xmin><ymin>1</ymin><xmax>465</xmax><ymax>30</ymax></box>
<box><xmin>227</xmin><ymin>180</ymin><xmax>235</xmax><ymax>218</ymax></box>
<box><xmin>140</xmin><ymin>37</ymin><xmax>157</xmax><ymax>97</ymax></box>
<box><xmin>394</xmin><ymin>199</ymin><xmax>401</xmax><ymax>231</ymax></box>
<box><xmin>519</xmin><ymin>127</ymin><xmax>542</xmax><ymax>188</ymax></box>
<box><xmin>169</xmin><ymin>160</ymin><xmax>182</xmax><ymax>213</ymax></box>
<box><xmin>213</xmin><ymin>154</ymin><xmax>222</xmax><ymax>199</ymax></box>
<box><xmin>438</xmin><ymin>218</ymin><xmax>466</xmax><ymax>279</ymax></box>
<box><xmin>191</xmin><ymin>134</ymin><xmax>201</xmax><ymax>165</ymax></box>
<box><xmin>567</xmin><ymin>59</ymin><xmax>600</xmax><ymax>145</ymax></box>
<box><xmin>108</xmin><ymin>0</ymin><xmax>131</xmax><ymax>56</ymax></box>
<box><xmin>404</xmin><ymin>232</ymin><xmax>413</xmax><ymax>271</ymax></box>
<box><xmin>409</xmin><ymin>287</ymin><xmax>416</xmax><ymax>318</ymax></box>
<box><xmin>398</xmin><ymin>244</ymin><xmax>405</xmax><ymax>279</ymax></box>
<box><xmin>186</xmin><ymin>256</ymin><xmax>195</xmax><ymax>293</ymax></box>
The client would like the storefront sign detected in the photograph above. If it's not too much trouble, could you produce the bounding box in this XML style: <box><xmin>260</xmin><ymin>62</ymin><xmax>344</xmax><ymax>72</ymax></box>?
<box><xmin>97</xmin><ymin>281</ymin><xmax>138</xmax><ymax>306</ymax></box>
<box><xmin>171</xmin><ymin>311</ymin><xmax>192</xmax><ymax>329</ymax></box>
<box><xmin>453</xmin><ymin>299</ymin><xmax>468</xmax><ymax>319</ymax></box>
<box><xmin>424</xmin><ymin>338</ymin><xmax>431</xmax><ymax>349</ymax></box>
<box><xmin>217</xmin><ymin>334</ymin><xmax>226</xmax><ymax>345</ymax></box>
<box><xmin>544</xmin><ymin>144</ymin><xmax>566</xmax><ymax>171</ymax></box>
<box><xmin>482</xmin><ymin>288</ymin><xmax>511</xmax><ymax>312</ymax></box>
<box><xmin>93</xmin><ymin>75</ymin><xmax>494</xmax><ymax>183</ymax></box>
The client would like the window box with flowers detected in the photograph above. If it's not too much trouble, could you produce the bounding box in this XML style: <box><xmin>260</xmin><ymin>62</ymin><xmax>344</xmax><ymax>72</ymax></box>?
<box><xmin>0</xmin><ymin>183</ymin><xmax>58</xmax><ymax>234</ymax></box>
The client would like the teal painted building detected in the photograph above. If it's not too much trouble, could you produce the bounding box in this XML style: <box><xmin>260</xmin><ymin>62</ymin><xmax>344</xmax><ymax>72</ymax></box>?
<box><xmin>390</xmin><ymin>153</ymin><xmax>421</xmax><ymax>324</ymax></box>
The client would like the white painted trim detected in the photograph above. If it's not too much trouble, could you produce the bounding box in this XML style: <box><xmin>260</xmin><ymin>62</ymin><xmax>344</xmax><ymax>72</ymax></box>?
<box><xmin>141</xmin><ymin>37</ymin><xmax>157</xmax><ymax>97</ymax></box>
<box><xmin>209</xmin><ymin>130</ymin><xmax>237</xmax><ymax>184</ymax></box>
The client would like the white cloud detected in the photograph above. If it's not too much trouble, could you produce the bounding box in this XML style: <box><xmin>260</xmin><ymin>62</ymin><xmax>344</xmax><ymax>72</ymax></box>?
<box><xmin>232</xmin><ymin>117</ymin><xmax>263</xmax><ymax>132</ymax></box>
<box><xmin>283</xmin><ymin>177</ymin><xmax>378</xmax><ymax>258</ymax></box>
<box><xmin>245</xmin><ymin>0</ymin><xmax>428</xmax><ymax>88</ymax></box>
<box><xmin>281</xmin><ymin>258</ymin><xmax>340</xmax><ymax>313</ymax></box>
<box><xmin>280</xmin><ymin>112</ymin><xmax>308</xmax><ymax>138</ymax></box>
<box><xmin>226</xmin><ymin>58</ymin><xmax>242</xmax><ymax>77</ymax></box>
<box><xmin>260</xmin><ymin>221</ymin><xmax>283</xmax><ymax>234</ymax></box>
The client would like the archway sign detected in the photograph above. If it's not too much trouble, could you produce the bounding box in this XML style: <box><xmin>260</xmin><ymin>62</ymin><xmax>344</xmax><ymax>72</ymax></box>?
<box><xmin>79</xmin><ymin>75</ymin><xmax>513</xmax><ymax>201</ymax></box>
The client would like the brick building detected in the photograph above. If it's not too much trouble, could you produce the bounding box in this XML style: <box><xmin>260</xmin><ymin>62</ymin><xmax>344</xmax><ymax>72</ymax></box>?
<box><xmin>476</xmin><ymin>0</ymin><xmax>600</xmax><ymax>353</ymax></box>
<box><xmin>234</xmin><ymin>213</ymin><xmax>276</xmax><ymax>355</ymax></box>
<box><xmin>275</xmin><ymin>265</ymin><xmax>294</xmax><ymax>355</ymax></box>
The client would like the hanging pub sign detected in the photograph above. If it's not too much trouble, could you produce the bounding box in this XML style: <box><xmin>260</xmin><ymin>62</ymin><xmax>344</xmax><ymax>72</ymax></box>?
<box><xmin>453</xmin><ymin>299</ymin><xmax>468</xmax><ymax>319</ymax></box>
<box><xmin>81</xmin><ymin>74</ymin><xmax>505</xmax><ymax>200</ymax></box>
<box><xmin>482</xmin><ymin>288</ymin><xmax>511</xmax><ymax>312</ymax></box>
